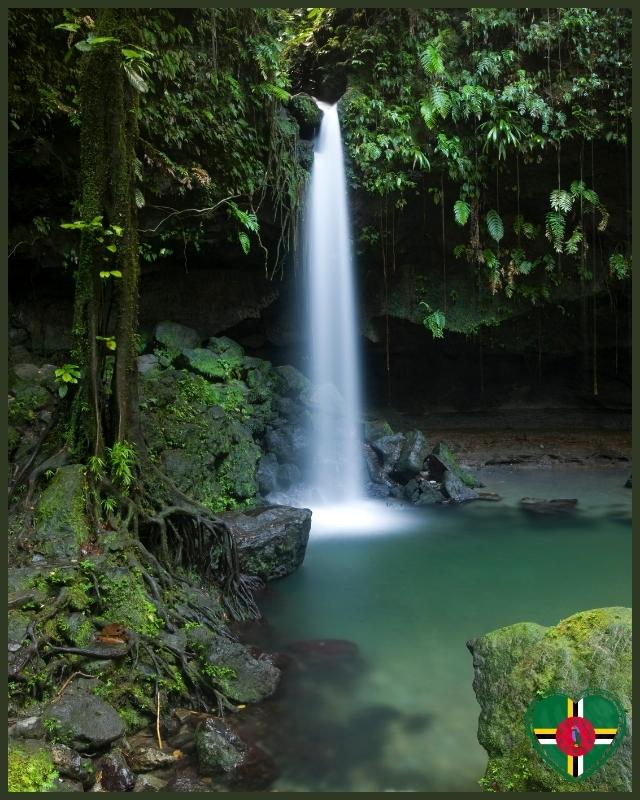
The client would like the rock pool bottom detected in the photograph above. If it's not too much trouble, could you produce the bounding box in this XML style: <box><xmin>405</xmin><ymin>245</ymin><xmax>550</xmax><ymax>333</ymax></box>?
<box><xmin>248</xmin><ymin>468</ymin><xmax>631</xmax><ymax>792</ymax></box>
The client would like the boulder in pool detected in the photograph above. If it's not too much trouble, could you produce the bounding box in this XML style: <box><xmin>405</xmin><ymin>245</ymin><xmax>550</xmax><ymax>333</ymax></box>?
<box><xmin>223</xmin><ymin>505</ymin><xmax>311</xmax><ymax>580</ymax></box>
<box><xmin>467</xmin><ymin>607</ymin><xmax>631</xmax><ymax>792</ymax></box>
<box><xmin>520</xmin><ymin>497</ymin><xmax>577</xmax><ymax>514</ymax></box>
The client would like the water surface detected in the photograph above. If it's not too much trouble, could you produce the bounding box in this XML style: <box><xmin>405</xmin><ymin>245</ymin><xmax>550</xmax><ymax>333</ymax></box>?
<box><xmin>254</xmin><ymin>468</ymin><xmax>631</xmax><ymax>792</ymax></box>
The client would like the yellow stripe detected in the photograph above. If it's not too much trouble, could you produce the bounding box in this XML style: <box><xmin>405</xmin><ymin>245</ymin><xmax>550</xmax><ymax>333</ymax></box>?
<box><xmin>567</xmin><ymin>697</ymin><xmax>574</xmax><ymax>717</ymax></box>
<box><xmin>567</xmin><ymin>755</ymin><xmax>573</xmax><ymax>776</ymax></box>
<box><xmin>594</xmin><ymin>728</ymin><xmax>617</xmax><ymax>734</ymax></box>
<box><xmin>534</xmin><ymin>728</ymin><xmax>557</xmax><ymax>734</ymax></box>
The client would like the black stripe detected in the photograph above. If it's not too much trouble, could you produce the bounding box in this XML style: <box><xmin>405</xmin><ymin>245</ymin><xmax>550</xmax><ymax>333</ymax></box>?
<box><xmin>595</xmin><ymin>734</ymin><xmax>615</xmax><ymax>740</ymax></box>
<box><xmin>572</xmin><ymin>757</ymin><xmax>579</xmax><ymax>777</ymax></box>
<box><xmin>573</xmin><ymin>701</ymin><xmax>579</xmax><ymax>716</ymax></box>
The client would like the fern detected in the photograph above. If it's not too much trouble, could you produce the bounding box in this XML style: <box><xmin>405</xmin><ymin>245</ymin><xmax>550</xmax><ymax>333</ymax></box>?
<box><xmin>513</xmin><ymin>215</ymin><xmax>537</xmax><ymax>240</ymax></box>
<box><xmin>419</xmin><ymin>100</ymin><xmax>436</xmax><ymax>129</ymax></box>
<box><xmin>545</xmin><ymin>211</ymin><xmax>566</xmax><ymax>253</ymax></box>
<box><xmin>550</xmin><ymin>189</ymin><xmax>573</xmax><ymax>213</ymax></box>
<box><xmin>420</xmin><ymin>302</ymin><xmax>446</xmax><ymax>338</ymax></box>
<box><xmin>486</xmin><ymin>209</ymin><xmax>504</xmax><ymax>243</ymax></box>
<box><xmin>564</xmin><ymin>225</ymin><xmax>583</xmax><ymax>256</ymax></box>
<box><xmin>609</xmin><ymin>252</ymin><xmax>631</xmax><ymax>279</ymax></box>
<box><xmin>482</xmin><ymin>248</ymin><xmax>500</xmax><ymax>272</ymax></box>
<box><xmin>431</xmin><ymin>85</ymin><xmax>451</xmax><ymax>118</ymax></box>
<box><xmin>238</xmin><ymin>231</ymin><xmax>250</xmax><ymax>254</ymax></box>
<box><xmin>420</xmin><ymin>42</ymin><xmax>444</xmax><ymax>75</ymax></box>
<box><xmin>454</xmin><ymin>200</ymin><xmax>470</xmax><ymax>225</ymax></box>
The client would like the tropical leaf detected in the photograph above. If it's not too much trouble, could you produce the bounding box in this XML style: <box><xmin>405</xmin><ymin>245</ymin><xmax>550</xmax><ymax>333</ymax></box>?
<box><xmin>545</xmin><ymin>211</ymin><xmax>566</xmax><ymax>252</ymax></box>
<box><xmin>431</xmin><ymin>85</ymin><xmax>451</xmax><ymax>118</ymax></box>
<box><xmin>420</xmin><ymin>43</ymin><xmax>444</xmax><ymax>75</ymax></box>
<box><xmin>486</xmin><ymin>209</ymin><xmax>504</xmax><ymax>242</ymax></box>
<box><xmin>550</xmin><ymin>189</ymin><xmax>573</xmax><ymax>213</ymax></box>
<box><xmin>454</xmin><ymin>200</ymin><xmax>470</xmax><ymax>225</ymax></box>
<box><xmin>238</xmin><ymin>231</ymin><xmax>250</xmax><ymax>255</ymax></box>
<box><xmin>124</xmin><ymin>63</ymin><xmax>149</xmax><ymax>93</ymax></box>
<box><xmin>564</xmin><ymin>225</ymin><xmax>583</xmax><ymax>256</ymax></box>
<box><xmin>419</xmin><ymin>100</ymin><xmax>436</xmax><ymax>129</ymax></box>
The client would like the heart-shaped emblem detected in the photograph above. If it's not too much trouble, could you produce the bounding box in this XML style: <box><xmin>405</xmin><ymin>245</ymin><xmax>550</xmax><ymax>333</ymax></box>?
<box><xmin>526</xmin><ymin>691</ymin><xmax>626</xmax><ymax>781</ymax></box>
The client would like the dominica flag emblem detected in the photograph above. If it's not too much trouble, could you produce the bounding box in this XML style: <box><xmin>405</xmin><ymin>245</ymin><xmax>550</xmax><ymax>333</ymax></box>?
<box><xmin>526</xmin><ymin>692</ymin><xmax>626</xmax><ymax>780</ymax></box>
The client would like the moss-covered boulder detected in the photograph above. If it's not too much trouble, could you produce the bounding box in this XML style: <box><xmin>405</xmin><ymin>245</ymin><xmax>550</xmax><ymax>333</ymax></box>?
<box><xmin>34</xmin><ymin>465</ymin><xmax>89</xmax><ymax>559</ymax></box>
<box><xmin>154</xmin><ymin>320</ymin><xmax>200</xmax><ymax>351</ymax></box>
<box><xmin>468</xmin><ymin>607</ymin><xmax>632</xmax><ymax>792</ymax></box>
<box><xmin>180</xmin><ymin>347</ymin><xmax>243</xmax><ymax>381</ymax></box>
<box><xmin>287</xmin><ymin>92</ymin><xmax>323</xmax><ymax>138</ymax></box>
<box><xmin>429</xmin><ymin>442</ymin><xmax>483</xmax><ymax>488</ymax></box>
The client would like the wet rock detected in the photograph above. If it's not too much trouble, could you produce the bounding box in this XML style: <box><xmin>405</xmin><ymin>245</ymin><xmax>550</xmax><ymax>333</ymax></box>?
<box><xmin>130</xmin><ymin>745</ymin><xmax>180</xmax><ymax>771</ymax></box>
<box><xmin>264</xmin><ymin>422</ymin><xmax>310</xmax><ymax>466</ymax></box>
<box><xmin>468</xmin><ymin>607</ymin><xmax>631</xmax><ymax>792</ymax></box>
<box><xmin>50</xmin><ymin>743</ymin><xmax>95</xmax><ymax>786</ymax></box>
<box><xmin>100</xmin><ymin>751</ymin><xmax>136</xmax><ymax>792</ymax></box>
<box><xmin>204</xmin><ymin>634</ymin><xmax>280</xmax><ymax>704</ymax></box>
<box><xmin>371</xmin><ymin>433</ymin><xmax>406</xmax><ymax>474</ymax></box>
<box><xmin>164</xmin><ymin>770</ymin><xmax>212</xmax><ymax>792</ymax></box>
<box><xmin>133</xmin><ymin>774</ymin><xmax>167</xmax><ymax>792</ymax></box>
<box><xmin>363</xmin><ymin>442</ymin><xmax>386</xmax><ymax>485</ymax></box>
<box><xmin>519</xmin><ymin>497</ymin><xmax>577</xmax><ymax>514</ymax></box>
<box><xmin>33</xmin><ymin>464</ymin><xmax>89</xmax><ymax>559</ymax></box>
<box><xmin>44</xmin><ymin>691</ymin><xmax>124</xmax><ymax>751</ymax></box>
<box><xmin>256</xmin><ymin>453</ymin><xmax>279</xmax><ymax>495</ymax></box>
<box><xmin>225</xmin><ymin>505</ymin><xmax>311</xmax><ymax>581</ymax></box>
<box><xmin>428</xmin><ymin>442</ymin><xmax>483</xmax><ymax>488</ymax></box>
<box><xmin>275</xmin><ymin>364</ymin><xmax>311</xmax><ymax>397</ymax></box>
<box><xmin>394</xmin><ymin>430</ymin><xmax>430</xmax><ymax>482</ymax></box>
<box><xmin>49</xmin><ymin>777</ymin><xmax>84</xmax><ymax>792</ymax></box>
<box><xmin>364</xmin><ymin>419</ymin><xmax>393</xmax><ymax>441</ymax></box>
<box><xmin>624</xmin><ymin>474</ymin><xmax>632</xmax><ymax>488</ymax></box>
<box><xmin>366</xmin><ymin>481</ymin><xmax>393</xmax><ymax>499</ymax></box>
<box><xmin>442</xmin><ymin>470</ymin><xmax>479</xmax><ymax>503</ymax></box>
<box><xmin>179</xmin><ymin>347</ymin><xmax>238</xmax><ymax>380</ymax></box>
<box><xmin>154</xmin><ymin>320</ymin><xmax>200</xmax><ymax>351</ymax></box>
<box><xmin>276</xmin><ymin>462</ymin><xmax>301</xmax><ymax>489</ymax></box>
<box><xmin>404</xmin><ymin>477</ymin><xmax>443</xmax><ymax>505</ymax></box>
<box><xmin>477</xmin><ymin>490</ymin><xmax>502</xmax><ymax>501</ymax></box>
<box><xmin>136</xmin><ymin>353</ymin><xmax>159</xmax><ymax>374</ymax></box>
<box><xmin>196</xmin><ymin>717</ymin><xmax>247</xmax><ymax>775</ymax></box>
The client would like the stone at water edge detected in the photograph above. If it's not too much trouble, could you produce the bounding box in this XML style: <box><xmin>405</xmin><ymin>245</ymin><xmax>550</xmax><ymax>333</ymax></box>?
<box><xmin>429</xmin><ymin>441</ymin><xmax>483</xmax><ymax>488</ymax></box>
<box><xmin>224</xmin><ymin>505</ymin><xmax>311</xmax><ymax>581</ymax></box>
<box><xmin>204</xmin><ymin>634</ymin><xmax>280</xmax><ymax>704</ymax></box>
<box><xmin>99</xmin><ymin>751</ymin><xmax>136</xmax><ymax>792</ymax></box>
<box><xmin>371</xmin><ymin>432</ymin><xmax>406</xmax><ymax>474</ymax></box>
<box><xmin>519</xmin><ymin>497</ymin><xmax>578</xmax><ymax>514</ymax></box>
<box><xmin>394</xmin><ymin>430</ymin><xmax>431</xmax><ymax>482</ymax></box>
<box><xmin>624</xmin><ymin>474</ymin><xmax>631</xmax><ymax>488</ymax></box>
<box><xmin>195</xmin><ymin>717</ymin><xmax>248</xmax><ymax>775</ymax></box>
<box><xmin>442</xmin><ymin>470</ymin><xmax>479</xmax><ymax>503</ymax></box>
<box><xmin>467</xmin><ymin>607</ymin><xmax>631</xmax><ymax>792</ymax></box>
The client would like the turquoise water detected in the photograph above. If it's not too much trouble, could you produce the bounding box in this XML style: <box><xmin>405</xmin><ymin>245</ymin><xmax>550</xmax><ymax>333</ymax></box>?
<box><xmin>252</xmin><ymin>468</ymin><xmax>631</xmax><ymax>792</ymax></box>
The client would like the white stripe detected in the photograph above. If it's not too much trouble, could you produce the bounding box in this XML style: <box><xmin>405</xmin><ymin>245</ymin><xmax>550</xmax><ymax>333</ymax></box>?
<box><xmin>577</xmin><ymin>698</ymin><xmax>584</xmax><ymax>717</ymax></box>
<box><xmin>537</xmin><ymin>737</ymin><xmax>556</xmax><ymax>744</ymax></box>
<box><xmin>595</xmin><ymin>738</ymin><xmax>614</xmax><ymax>745</ymax></box>
<box><xmin>577</xmin><ymin>755</ymin><xmax>584</xmax><ymax>776</ymax></box>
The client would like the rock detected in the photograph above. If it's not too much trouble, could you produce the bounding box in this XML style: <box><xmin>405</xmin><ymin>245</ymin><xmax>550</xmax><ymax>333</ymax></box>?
<box><xmin>404</xmin><ymin>477</ymin><xmax>443</xmax><ymax>505</ymax></box>
<box><xmin>180</xmin><ymin>347</ymin><xmax>240</xmax><ymax>380</ymax></box>
<box><xmin>371</xmin><ymin>433</ymin><xmax>406</xmax><ymax>474</ymax></box>
<box><xmin>277</xmin><ymin>462</ymin><xmax>301</xmax><ymax>490</ymax></box>
<box><xmin>468</xmin><ymin>607</ymin><xmax>632</xmax><ymax>792</ymax></box>
<box><xmin>136</xmin><ymin>354</ymin><xmax>159</xmax><ymax>374</ymax></box>
<box><xmin>442</xmin><ymin>470</ymin><xmax>479</xmax><ymax>503</ymax></box>
<box><xmin>195</xmin><ymin>717</ymin><xmax>248</xmax><ymax>775</ymax></box>
<box><xmin>225</xmin><ymin>505</ymin><xmax>311</xmax><ymax>581</ymax></box>
<box><xmin>100</xmin><ymin>751</ymin><xmax>136</xmax><ymax>792</ymax></box>
<box><xmin>275</xmin><ymin>364</ymin><xmax>311</xmax><ymax>397</ymax></box>
<box><xmin>264</xmin><ymin>422</ymin><xmax>310</xmax><ymax>467</ymax></box>
<box><xmin>394</xmin><ymin>430</ymin><xmax>430</xmax><ymax>481</ymax></box>
<box><xmin>49</xmin><ymin>743</ymin><xmax>95</xmax><ymax>787</ymax></box>
<box><xmin>256</xmin><ymin>453</ymin><xmax>279</xmax><ymax>496</ymax></box>
<box><xmin>154</xmin><ymin>320</ymin><xmax>200</xmax><ymax>351</ymax></box>
<box><xmin>207</xmin><ymin>336</ymin><xmax>244</xmax><ymax>360</ymax></box>
<box><xmin>363</xmin><ymin>442</ymin><xmax>386</xmax><ymax>484</ymax></box>
<box><xmin>33</xmin><ymin>464</ymin><xmax>89</xmax><ymax>559</ymax></box>
<box><xmin>624</xmin><ymin>474</ymin><xmax>632</xmax><ymax>488</ymax></box>
<box><xmin>204</xmin><ymin>635</ymin><xmax>280</xmax><ymax>704</ymax></box>
<box><xmin>366</xmin><ymin>481</ymin><xmax>393</xmax><ymax>499</ymax></box>
<box><xmin>287</xmin><ymin>93</ymin><xmax>323</xmax><ymax>139</ymax></box>
<box><xmin>519</xmin><ymin>497</ymin><xmax>578</xmax><ymax>514</ymax></box>
<box><xmin>43</xmin><ymin>692</ymin><xmax>124</xmax><ymax>751</ymax></box>
<box><xmin>363</xmin><ymin>419</ymin><xmax>393</xmax><ymax>441</ymax></box>
<box><xmin>9</xmin><ymin>715</ymin><xmax>43</xmax><ymax>739</ymax></box>
<box><xmin>477</xmin><ymin>490</ymin><xmax>502</xmax><ymax>501</ymax></box>
<box><xmin>13</xmin><ymin>363</ymin><xmax>42</xmax><ymax>383</ymax></box>
<box><xmin>133</xmin><ymin>774</ymin><xmax>167</xmax><ymax>792</ymax></box>
<box><xmin>49</xmin><ymin>777</ymin><xmax>84</xmax><ymax>791</ymax></box>
<box><xmin>129</xmin><ymin>745</ymin><xmax>179</xmax><ymax>772</ymax></box>
<box><xmin>164</xmin><ymin>772</ymin><xmax>212</xmax><ymax>792</ymax></box>
<box><xmin>428</xmin><ymin>442</ymin><xmax>483</xmax><ymax>488</ymax></box>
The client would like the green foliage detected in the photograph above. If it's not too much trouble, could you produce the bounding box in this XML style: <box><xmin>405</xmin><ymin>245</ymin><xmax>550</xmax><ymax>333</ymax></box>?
<box><xmin>420</xmin><ymin>302</ymin><xmax>446</xmax><ymax>339</ymax></box>
<box><xmin>453</xmin><ymin>200</ymin><xmax>470</xmax><ymax>225</ymax></box>
<box><xmin>485</xmin><ymin>210</ymin><xmax>504</xmax><ymax>243</ymax></box>
<box><xmin>107</xmin><ymin>440</ymin><xmax>136</xmax><ymax>490</ymax></box>
<box><xmin>609</xmin><ymin>253</ymin><xmax>631</xmax><ymax>280</ymax></box>
<box><xmin>8</xmin><ymin>744</ymin><xmax>58</xmax><ymax>792</ymax></box>
<box><xmin>54</xmin><ymin>363</ymin><xmax>81</xmax><ymax>398</ymax></box>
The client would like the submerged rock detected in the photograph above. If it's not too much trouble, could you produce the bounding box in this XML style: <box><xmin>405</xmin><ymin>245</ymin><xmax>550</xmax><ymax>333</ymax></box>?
<box><xmin>195</xmin><ymin>717</ymin><xmax>247</xmax><ymax>775</ymax></box>
<box><xmin>468</xmin><ymin>607</ymin><xmax>631</xmax><ymax>792</ymax></box>
<box><xmin>624</xmin><ymin>474</ymin><xmax>632</xmax><ymax>488</ymax></box>
<box><xmin>205</xmin><ymin>634</ymin><xmax>280</xmax><ymax>704</ymax></box>
<box><xmin>225</xmin><ymin>505</ymin><xmax>311</xmax><ymax>580</ymax></box>
<box><xmin>519</xmin><ymin>497</ymin><xmax>577</xmax><ymax>514</ymax></box>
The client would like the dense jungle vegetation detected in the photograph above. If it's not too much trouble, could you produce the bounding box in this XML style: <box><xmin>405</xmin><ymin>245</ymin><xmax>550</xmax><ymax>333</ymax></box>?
<box><xmin>6</xmin><ymin>9</ymin><xmax>632</xmax><ymax>787</ymax></box>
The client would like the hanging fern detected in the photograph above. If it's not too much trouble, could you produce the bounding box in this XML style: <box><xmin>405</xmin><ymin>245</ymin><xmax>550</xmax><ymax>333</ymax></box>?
<box><xmin>609</xmin><ymin>252</ymin><xmax>631</xmax><ymax>279</ymax></box>
<box><xmin>454</xmin><ymin>199</ymin><xmax>470</xmax><ymax>225</ymax></box>
<box><xmin>431</xmin><ymin>85</ymin><xmax>451</xmax><ymax>118</ymax></box>
<box><xmin>549</xmin><ymin>189</ymin><xmax>573</xmax><ymax>213</ymax></box>
<box><xmin>238</xmin><ymin>231</ymin><xmax>250</xmax><ymax>254</ymax></box>
<box><xmin>419</xmin><ymin>100</ymin><xmax>436</xmax><ymax>129</ymax></box>
<box><xmin>564</xmin><ymin>225</ymin><xmax>583</xmax><ymax>256</ymax></box>
<box><xmin>482</xmin><ymin>248</ymin><xmax>500</xmax><ymax>272</ymax></box>
<box><xmin>486</xmin><ymin>209</ymin><xmax>504</xmax><ymax>243</ymax></box>
<box><xmin>420</xmin><ymin>42</ymin><xmax>444</xmax><ymax>75</ymax></box>
<box><xmin>545</xmin><ymin>211</ymin><xmax>565</xmax><ymax>253</ymax></box>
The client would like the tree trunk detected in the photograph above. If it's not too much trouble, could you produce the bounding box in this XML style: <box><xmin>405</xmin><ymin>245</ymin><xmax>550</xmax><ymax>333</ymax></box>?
<box><xmin>70</xmin><ymin>9</ymin><xmax>140</xmax><ymax>456</ymax></box>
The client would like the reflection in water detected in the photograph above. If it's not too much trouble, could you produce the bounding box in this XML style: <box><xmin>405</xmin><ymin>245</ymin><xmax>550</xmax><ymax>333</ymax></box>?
<box><xmin>249</xmin><ymin>468</ymin><xmax>631</xmax><ymax>792</ymax></box>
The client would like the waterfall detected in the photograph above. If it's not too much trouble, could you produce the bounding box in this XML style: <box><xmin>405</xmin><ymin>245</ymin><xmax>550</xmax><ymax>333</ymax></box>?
<box><xmin>305</xmin><ymin>101</ymin><xmax>364</xmax><ymax>503</ymax></box>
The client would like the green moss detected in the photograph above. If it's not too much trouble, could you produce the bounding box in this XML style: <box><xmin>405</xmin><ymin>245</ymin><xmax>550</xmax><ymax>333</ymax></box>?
<box><xmin>8</xmin><ymin>744</ymin><xmax>58</xmax><ymax>793</ymax></box>
<box><xmin>98</xmin><ymin>569</ymin><xmax>162</xmax><ymax>636</ymax></box>
<box><xmin>35</xmin><ymin>465</ymin><xmax>89</xmax><ymax>557</ymax></box>
<box><xmin>202</xmin><ymin>664</ymin><xmax>237</xmax><ymax>694</ymax></box>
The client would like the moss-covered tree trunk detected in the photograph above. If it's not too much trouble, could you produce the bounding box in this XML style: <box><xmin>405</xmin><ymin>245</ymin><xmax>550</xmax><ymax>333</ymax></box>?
<box><xmin>71</xmin><ymin>9</ymin><xmax>140</xmax><ymax>456</ymax></box>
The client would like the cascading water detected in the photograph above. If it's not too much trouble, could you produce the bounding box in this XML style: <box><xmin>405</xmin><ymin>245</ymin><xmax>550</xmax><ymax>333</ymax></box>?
<box><xmin>305</xmin><ymin>100</ymin><xmax>364</xmax><ymax>504</ymax></box>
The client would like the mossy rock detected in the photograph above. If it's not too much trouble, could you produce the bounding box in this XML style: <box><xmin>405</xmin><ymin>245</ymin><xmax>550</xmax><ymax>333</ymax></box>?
<box><xmin>275</xmin><ymin>364</ymin><xmax>310</xmax><ymax>398</ymax></box>
<box><xmin>34</xmin><ymin>465</ymin><xmax>89</xmax><ymax>559</ymax></box>
<box><xmin>469</xmin><ymin>607</ymin><xmax>632</xmax><ymax>792</ymax></box>
<box><xmin>207</xmin><ymin>336</ymin><xmax>245</xmax><ymax>360</ymax></box>
<box><xmin>287</xmin><ymin>93</ymin><xmax>323</xmax><ymax>138</ymax></box>
<box><xmin>154</xmin><ymin>320</ymin><xmax>200</xmax><ymax>351</ymax></box>
<box><xmin>180</xmin><ymin>347</ymin><xmax>243</xmax><ymax>381</ymax></box>
<box><xmin>429</xmin><ymin>442</ymin><xmax>482</xmax><ymax>488</ymax></box>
